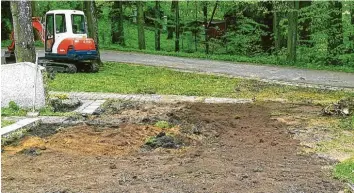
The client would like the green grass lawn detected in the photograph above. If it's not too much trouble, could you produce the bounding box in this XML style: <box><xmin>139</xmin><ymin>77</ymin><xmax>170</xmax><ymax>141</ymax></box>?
<box><xmin>334</xmin><ymin>158</ymin><xmax>354</xmax><ymax>183</ymax></box>
<box><xmin>49</xmin><ymin>62</ymin><xmax>353</xmax><ymax>103</ymax></box>
<box><xmin>1</xmin><ymin>119</ymin><xmax>15</xmax><ymax>127</ymax></box>
<box><xmin>1</xmin><ymin>102</ymin><xmax>76</xmax><ymax>117</ymax></box>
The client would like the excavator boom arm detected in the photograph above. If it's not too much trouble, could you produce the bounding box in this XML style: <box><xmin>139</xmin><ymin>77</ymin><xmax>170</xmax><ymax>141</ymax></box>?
<box><xmin>8</xmin><ymin>17</ymin><xmax>45</xmax><ymax>52</ymax></box>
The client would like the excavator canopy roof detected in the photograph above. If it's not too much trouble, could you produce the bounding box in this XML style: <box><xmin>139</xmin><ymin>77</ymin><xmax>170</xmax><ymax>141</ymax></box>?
<box><xmin>46</xmin><ymin>10</ymin><xmax>85</xmax><ymax>15</ymax></box>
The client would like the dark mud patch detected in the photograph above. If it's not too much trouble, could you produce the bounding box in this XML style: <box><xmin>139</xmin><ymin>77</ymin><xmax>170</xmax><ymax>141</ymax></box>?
<box><xmin>143</xmin><ymin>132</ymin><xmax>185</xmax><ymax>149</ymax></box>
<box><xmin>19</xmin><ymin>147</ymin><xmax>42</xmax><ymax>156</ymax></box>
<box><xmin>27</xmin><ymin>123</ymin><xmax>61</xmax><ymax>138</ymax></box>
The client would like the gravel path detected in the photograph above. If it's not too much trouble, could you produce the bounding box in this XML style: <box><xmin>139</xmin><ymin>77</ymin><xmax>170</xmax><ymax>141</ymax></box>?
<box><xmin>101</xmin><ymin>51</ymin><xmax>354</xmax><ymax>89</ymax></box>
<box><xmin>2</xmin><ymin>49</ymin><xmax>354</xmax><ymax>88</ymax></box>
<box><xmin>49</xmin><ymin>91</ymin><xmax>253</xmax><ymax>104</ymax></box>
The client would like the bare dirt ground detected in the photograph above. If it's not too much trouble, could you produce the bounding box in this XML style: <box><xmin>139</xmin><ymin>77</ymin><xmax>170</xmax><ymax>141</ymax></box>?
<box><xmin>2</xmin><ymin>101</ymin><xmax>344</xmax><ymax>193</ymax></box>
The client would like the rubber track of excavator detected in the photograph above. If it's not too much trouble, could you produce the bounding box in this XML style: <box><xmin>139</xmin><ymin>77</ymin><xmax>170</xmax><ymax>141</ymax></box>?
<box><xmin>3</xmin><ymin>53</ymin><xmax>98</xmax><ymax>73</ymax></box>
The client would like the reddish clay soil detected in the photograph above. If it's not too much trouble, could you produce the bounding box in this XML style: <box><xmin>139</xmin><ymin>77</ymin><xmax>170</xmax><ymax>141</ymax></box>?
<box><xmin>2</xmin><ymin>102</ymin><xmax>343</xmax><ymax>193</ymax></box>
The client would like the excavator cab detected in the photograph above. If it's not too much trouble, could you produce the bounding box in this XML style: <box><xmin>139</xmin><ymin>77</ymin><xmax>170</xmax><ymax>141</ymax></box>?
<box><xmin>44</xmin><ymin>10</ymin><xmax>96</xmax><ymax>59</ymax></box>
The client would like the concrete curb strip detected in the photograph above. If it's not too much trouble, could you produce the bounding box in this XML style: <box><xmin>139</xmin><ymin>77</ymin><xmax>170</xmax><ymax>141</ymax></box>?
<box><xmin>1</xmin><ymin>118</ymin><xmax>40</xmax><ymax>136</ymax></box>
<box><xmin>50</xmin><ymin>91</ymin><xmax>254</xmax><ymax>104</ymax></box>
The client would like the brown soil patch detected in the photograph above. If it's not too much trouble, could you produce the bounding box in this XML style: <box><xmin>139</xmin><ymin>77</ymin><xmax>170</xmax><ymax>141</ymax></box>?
<box><xmin>2</xmin><ymin>102</ymin><xmax>343</xmax><ymax>193</ymax></box>
<box><xmin>3</xmin><ymin>136</ymin><xmax>46</xmax><ymax>155</ymax></box>
<box><xmin>4</xmin><ymin>124</ymin><xmax>184</xmax><ymax>156</ymax></box>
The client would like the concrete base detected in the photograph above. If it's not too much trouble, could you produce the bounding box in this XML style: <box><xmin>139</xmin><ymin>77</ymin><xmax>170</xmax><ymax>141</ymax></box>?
<box><xmin>27</xmin><ymin>111</ymin><xmax>40</xmax><ymax>117</ymax></box>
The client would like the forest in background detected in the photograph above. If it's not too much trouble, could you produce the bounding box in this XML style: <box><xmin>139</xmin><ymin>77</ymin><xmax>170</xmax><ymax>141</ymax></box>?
<box><xmin>1</xmin><ymin>1</ymin><xmax>354</xmax><ymax>71</ymax></box>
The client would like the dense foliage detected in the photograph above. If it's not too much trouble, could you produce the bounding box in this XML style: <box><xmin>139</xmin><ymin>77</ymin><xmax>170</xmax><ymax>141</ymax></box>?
<box><xmin>1</xmin><ymin>1</ymin><xmax>353</xmax><ymax>70</ymax></box>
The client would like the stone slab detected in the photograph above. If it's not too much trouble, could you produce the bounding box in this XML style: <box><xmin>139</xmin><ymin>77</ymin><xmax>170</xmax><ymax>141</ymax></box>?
<box><xmin>1</xmin><ymin>62</ymin><xmax>45</xmax><ymax>108</ymax></box>
<box><xmin>1</xmin><ymin>118</ymin><xmax>40</xmax><ymax>136</ymax></box>
<box><xmin>204</xmin><ymin>97</ymin><xmax>253</xmax><ymax>104</ymax></box>
<box><xmin>40</xmin><ymin>116</ymin><xmax>68</xmax><ymax>124</ymax></box>
<box><xmin>79</xmin><ymin>99</ymin><xmax>106</xmax><ymax>115</ymax></box>
<box><xmin>160</xmin><ymin>95</ymin><xmax>203</xmax><ymax>103</ymax></box>
<box><xmin>74</xmin><ymin>100</ymin><xmax>95</xmax><ymax>113</ymax></box>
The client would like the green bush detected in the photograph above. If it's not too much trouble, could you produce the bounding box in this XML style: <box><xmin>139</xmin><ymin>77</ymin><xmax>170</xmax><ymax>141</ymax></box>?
<box><xmin>1</xmin><ymin>101</ymin><xmax>27</xmax><ymax>116</ymax></box>
<box><xmin>154</xmin><ymin>121</ymin><xmax>170</xmax><ymax>129</ymax></box>
<box><xmin>8</xmin><ymin>101</ymin><xmax>19</xmax><ymax>111</ymax></box>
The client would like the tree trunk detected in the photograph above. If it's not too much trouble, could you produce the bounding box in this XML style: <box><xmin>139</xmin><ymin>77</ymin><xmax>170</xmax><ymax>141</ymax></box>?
<box><xmin>84</xmin><ymin>0</ymin><xmax>102</xmax><ymax>65</ymax></box>
<box><xmin>31</xmin><ymin>1</ymin><xmax>36</xmax><ymax>17</ymax></box>
<box><xmin>137</xmin><ymin>1</ymin><xmax>145</xmax><ymax>50</ymax></box>
<box><xmin>299</xmin><ymin>1</ymin><xmax>312</xmax><ymax>47</ymax></box>
<box><xmin>260</xmin><ymin>1</ymin><xmax>273</xmax><ymax>53</ymax></box>
<box><xmin>208</xmin><ymin>1</ymin><xmax>218</xmax><ymax>28</ymax></box>
<box><xmin>273</xmin><ymin>11</ymin><xmax>281</xmax><ymax>51</ymax></box>
<box><xmin>154</xmin><ymin>1</ymin><xmax>161</xmax><ymax>51</ymax></box>
<box><xmin>175</xmin><ymin>0</ymin><xmax>179</xmax><ymax>52</ymax></box>
<box><xmin>287</xmin><ymin>1</ymin><xmax>299</xmax><ymax>63</ymax></box>
<box><xmin>111</xmin><ymin>1</ymin><xmax>125</xmax><ymax>46</ymax></box>
<box><xmin>167</xmin><ymin>1</ymin><xmax>177</xmax><ymax>39</ymax></box>
<box><xmin>10</xmin><ymin>0</ymin><xmax>36</xmax><ymax>63</ymax></box>
<box><xmin>194</xmin><ymin>1</ymin><xmax>198</xmax><ymax>52</ymax></box>
<box><xmin>273</xmin><ymin>5</ymin><xmax>287</xmax><ymax>52</ymax></box>
<box><xmin>328</xmin><ymin>1</ymin><xmax>343</xmax><ymax>54</ymax></box>
<box><xmin>328</xmin><ymin>1</ymin><xmax>343</xmax><ymax>58</ymax></box>
<box><xmin>351</xmin><ymin>5</ymin><xmax>354</xmax><ymax>43</ymax></box>
<box><xmin>342</xmin><ymin>1</ymin><xmax>353</xmax><ymax>50</ymax></box>
<box><xmin>203</xmin><ymin>2</ymin><xmax>209</xmax><ymax>54</ymax></box>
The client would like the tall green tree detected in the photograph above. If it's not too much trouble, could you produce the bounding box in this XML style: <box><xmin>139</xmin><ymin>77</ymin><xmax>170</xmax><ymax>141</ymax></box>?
<box><xmin>155</xmin><ymin>1</ymin><xmax>161</xmax><ymax>51</ymax></box>
<box><xmin>167</xmin><ymin>1</ymin><xmax>177</xmax><ymax>39</ymax></box>
<box><xmin>273</xmin><ymin>2</ymin><xmax>287</xmax><ymax>51</ymax></box>
<box><xmin>273</xmin><ymin>11</ymin><xmax>282</xmax><ymax>51</ymax></box>
<box><xmin>31</xmin><ymin>1</ymin><xmax>36</xmax><ymax>17</ymax></box>
<box><xmin>84</xmin><ymin>0</ymin><xmax>102</xmax><ymax>65</ymax></box>
<box><xmin>287</xmin><ymin>1</ymin><xmax>299</xmax><ymax>63</ymax></box>
<box><xmin>111</xmin><ymin>1</ymin><xmax>125</xmax><ymax>46</ymax></box>
<box><xmin>327</xmin><ymin>1</ymin><xmax>343</xmax><ymax>64</ymax></box>
<box><xmin>137</xmin><ymin>1</ymin><xmax>145</xmax><ymax>50</ymax></box>
<box><xmin>259</xmin><ymin>1</ymin><xmax>273</xmax><ymax>53</ymax></box>
<box><xmin>342</xmin><ymin>1</ymin><xmax>354</xmax><ymax>49</ymax></box>
<box><xmin>351</xmin><ymin>4</ymin><xmax>354</xmax><ymax>43</ymax></box>
<box><xmin>1</xmin><ymin>1</ymin><xmax>12</xmax><ymax>41</ymax></box>
<box><xmin>10</xmin><ymin>0</ymin><xmax>36</xmax><ymax>63</ymax></box>
<box><xmin>203</xmin><ymin>2</ymin><xmax>209</xmax><ymax>54</ymax></box>
<box><xmin>299</xmin><ymin>1</ymin><xmax>312</xmax><ymax>46</ymax></box>
<box><xmin>175</xmin><ymin>0</ymin><xmax>180</xmax><ymax>52</ymax></box>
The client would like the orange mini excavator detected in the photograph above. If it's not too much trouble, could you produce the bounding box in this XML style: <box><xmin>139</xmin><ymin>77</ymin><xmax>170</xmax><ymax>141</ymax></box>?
<box><xmin>4</xmin><ymin>10</ymin><xmax>99</xmax><ymax>73</ymax></box>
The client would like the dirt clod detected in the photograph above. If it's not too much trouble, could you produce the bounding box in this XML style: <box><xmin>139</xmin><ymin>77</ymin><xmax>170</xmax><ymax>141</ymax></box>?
<box><xmin>144</xmin><ymin>132</ymin><xmax>183</xmax><ymax>149</ymax></box>
<box><xmin>156</xmin><ymin>131</ymin><xmax>166</xmax><ymax>138</ymax></box>
<box><xmin>19</xmin><ymin>147</ymin><xmax>41</xmax><ymax>156</ymax></box>
<box><xmin>109</xmin><ymin>163</ymin><xmax>117</xmax><ymax>169</ymax></box>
